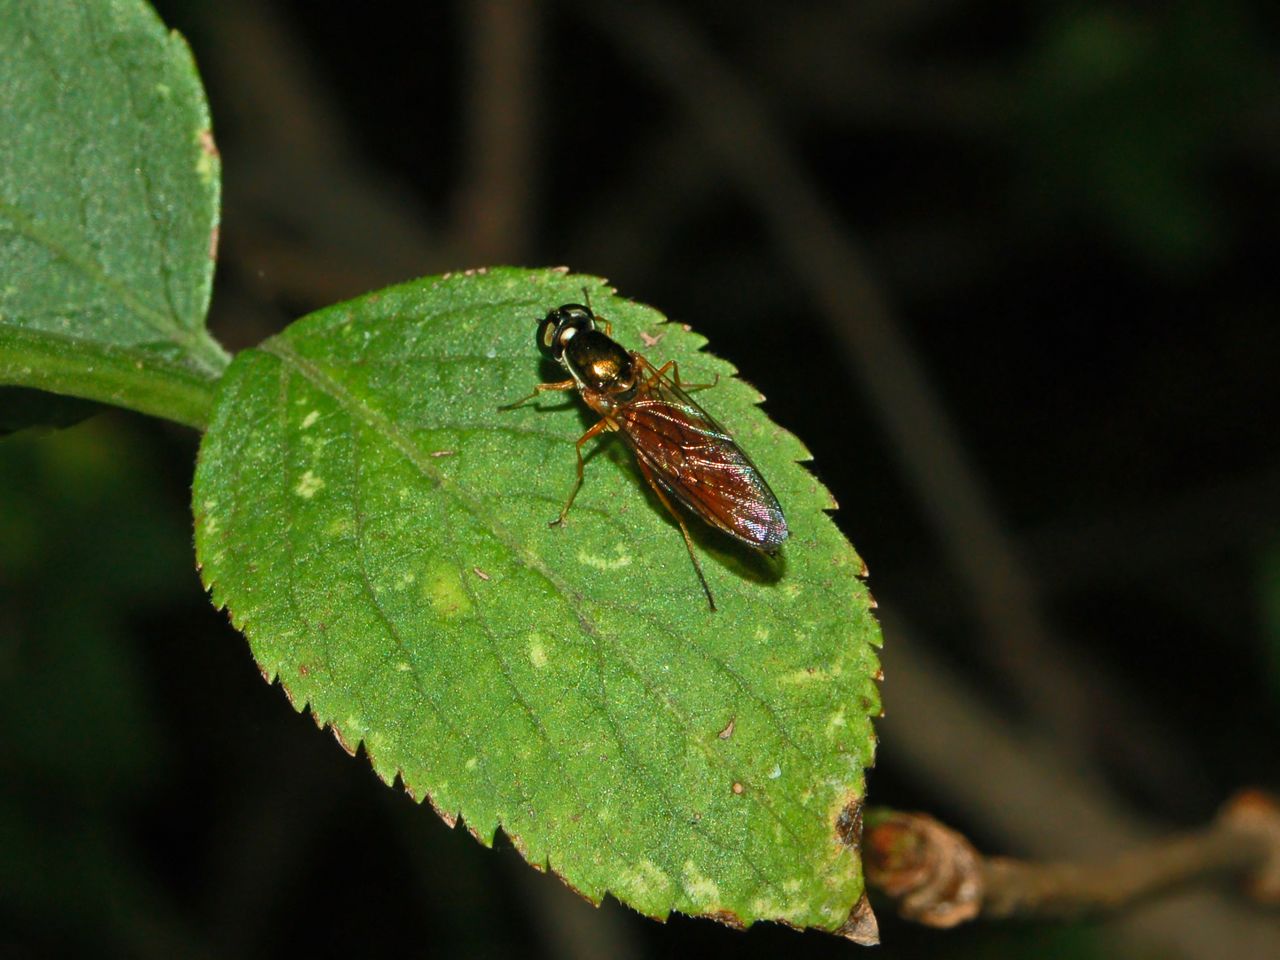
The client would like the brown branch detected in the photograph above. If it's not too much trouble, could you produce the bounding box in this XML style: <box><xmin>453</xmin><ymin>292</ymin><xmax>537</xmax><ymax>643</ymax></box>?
<box><xmin>864</xmin><ymin>791</ymin><xmax>1280</xmax><ymax>928</ymax></box>
<box><xmin>877</xmin><ymin>618</ymin><xmax>1280</xmax><ymax>956</ymax></box>
<box><xmin>202</xmin><ymin>0</ymin><xmax>441</xmax><ymax>309</ymax></box>
<box><xmin>452</xmin><ymin>0</ymin><xmax>540</xmax><ymax>263</ymax></box>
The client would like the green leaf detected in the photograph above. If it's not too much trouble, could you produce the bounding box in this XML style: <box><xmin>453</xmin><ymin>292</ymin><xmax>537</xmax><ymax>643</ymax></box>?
<box><xmin>194</xmin><ymin>267</ymin><xmax>882</xmax><ymax>936</ymax></box>
<box><xmin>0</xmin><ymin>0</ymin><xmax>227</xmax><ymax>428</ymax></box>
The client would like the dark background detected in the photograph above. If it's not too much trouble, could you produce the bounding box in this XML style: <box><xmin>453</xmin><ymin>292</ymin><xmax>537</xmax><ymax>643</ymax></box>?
<box><xmin>3</xmin><ymin>1</ymin><xmax>1278</xmax><ymax>957</ymax></box>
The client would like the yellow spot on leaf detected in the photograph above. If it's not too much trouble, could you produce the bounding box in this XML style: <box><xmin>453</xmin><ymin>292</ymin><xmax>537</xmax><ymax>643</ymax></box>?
<box><xmin>295</xmin><ymin>470</ymin><xmax>323</xmax><ymax>498</ymax></box>
<box><xmin>422</xmin><ymin>563</ymin><xmax>472</xmax><ymax>619</ymax></box>
<box><xmin>195</xmin><ymin>140</ymin><xmax>217</xmax><ymax>183</ymax></box>
<box><xmin>529</xmin><ymin>637</ymin><xmax>548</xmax><ymax>668</ymax></box>
<box><xmin>618</xmin><ymin>859</ymin><xmax>672</xmax><ymax>897</ymax></box>
<box><xmin>301</xmin><ymin>409</ymin><xmax>320</xmax><ymax>429</ymax></box>
<box><xmin>825</xmin><ymin>708</ymin><xmax>847</xmax><ymax>737</ymax></box>
<box><xmin>750</xmin><ymin>897</ymin><xmax>810</xmax><ymax>923</ymax></box>
<box><xmin>780</xmin><ymin>667</ymin><xmax>825</xmax><ymax>685</ymax></box>
<box><xmin>682</xmin><ymin>861</ymin><xmax>721</xmax><ymax>903</ymax></box>
<box><xmin>576</xmin><ymin>545</ymin><xmax>632</xmax><ymax>570</ymax></box>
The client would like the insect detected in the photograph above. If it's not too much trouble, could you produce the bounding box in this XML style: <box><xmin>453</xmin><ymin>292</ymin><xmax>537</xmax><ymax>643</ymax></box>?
<box><xmin>499</xmin><ymin>295</ymin><xmax>787</xmax><ymax>610</ymax></box>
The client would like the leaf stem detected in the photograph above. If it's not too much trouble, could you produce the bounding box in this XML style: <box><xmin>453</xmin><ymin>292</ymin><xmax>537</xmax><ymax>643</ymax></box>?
<box><xmin>185</xmin><ymin>326</ymin><xmax>235</xmax><ymax>379</ymax></box>
<box><xmin>0</xmin><ymin>325</ymin><xmax>226</xmax><ymax>430</ymax></box>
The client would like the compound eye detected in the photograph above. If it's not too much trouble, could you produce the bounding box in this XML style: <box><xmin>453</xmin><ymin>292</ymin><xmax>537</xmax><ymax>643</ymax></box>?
<box><xmin>536</xmin><ymin>315</ymin><xmax>559</xmax><ymax>358</ymax></box>
<box><xmin>538</xmin><ymin>303</ymin><xmax>598</xmax><ymax>360</ymax></box>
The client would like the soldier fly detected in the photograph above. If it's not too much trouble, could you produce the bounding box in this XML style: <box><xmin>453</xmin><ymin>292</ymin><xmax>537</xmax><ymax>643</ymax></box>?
<box><xmin>500</xmin><ymin>295</ymin><xmax>787</xmax><ymax>610</ymax></box>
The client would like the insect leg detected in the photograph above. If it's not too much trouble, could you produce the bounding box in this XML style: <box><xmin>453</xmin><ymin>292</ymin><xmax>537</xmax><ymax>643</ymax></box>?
<box><xmin>634</xmin><ymin>458</ymin><xmax>717</xmax><ymax>612</ymax></box>
<box><xmin>644</xmin><ymin>360</ymin><xmax>719</xmax><ymax>393</ymax></box>
<box><xmin>581</xmin><ymin>286</ymin><xmax>610</xmax><ymax>337</ymax></box>
<box><xmin>498</xmin><ymin>379</ymin><xmax>576</xmax><ymax>411</ymax></box>
<box><xmin>551</xmin><ymin>418</ymin><xmax>611</xmax><ymax>528</ymax></box>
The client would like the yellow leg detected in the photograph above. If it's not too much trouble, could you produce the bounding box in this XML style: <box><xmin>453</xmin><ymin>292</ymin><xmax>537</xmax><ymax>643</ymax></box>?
<box><xmin>635</xmin><ymin>458</ymin><xmax>717</xmax><ymax>611</ymax></box>
<box><xmin>498</xmin><ymin>379</ymin><xmax>575</xmax><ymax>411</ymax></box>
<box><xmin>551</xmin><ymin>419</ymin><xmax>611</xmax><ymax>527</ymax></box>
<box><xmin>646</xmin><ymin>360</ymin><xmax>719</xmax><ymax>393</ymax></box>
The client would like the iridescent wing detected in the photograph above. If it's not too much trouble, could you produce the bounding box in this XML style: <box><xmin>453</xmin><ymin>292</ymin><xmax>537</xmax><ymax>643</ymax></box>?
<box><xmin>614</xmin><ymin>355</ymin><xmax>788</xmax><ymax>550</ymax></box>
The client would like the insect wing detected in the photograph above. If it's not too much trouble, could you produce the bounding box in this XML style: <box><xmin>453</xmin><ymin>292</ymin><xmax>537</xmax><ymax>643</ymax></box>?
<box><xmin>616</xmin><ymin>357</ymin><xmax>788</xmax><ymax>550</ymax></box>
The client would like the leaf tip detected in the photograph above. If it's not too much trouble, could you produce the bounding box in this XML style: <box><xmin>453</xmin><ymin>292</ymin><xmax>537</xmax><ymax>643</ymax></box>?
<box><xmin>836</xmin><ymin>893</ymin><xmax>880</xmax><ymax>946</ymax></box>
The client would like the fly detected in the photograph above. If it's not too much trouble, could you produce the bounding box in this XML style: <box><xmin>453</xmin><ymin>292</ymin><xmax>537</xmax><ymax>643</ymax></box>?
<box><xmin>500</xmin><ymin>295</ymin><xmax>787</xmax><ymax>610</ymax></box>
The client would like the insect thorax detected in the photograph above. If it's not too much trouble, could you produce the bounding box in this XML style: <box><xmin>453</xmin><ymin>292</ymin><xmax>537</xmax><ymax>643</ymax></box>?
<box><xmin>564</xmin><ymin>330</ymin><xmax>635</xmax><ymax>392</ymax></box>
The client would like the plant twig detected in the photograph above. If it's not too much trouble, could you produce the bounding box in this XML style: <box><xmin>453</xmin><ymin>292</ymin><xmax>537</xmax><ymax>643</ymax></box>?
<box><xmin>453</xmin><ymin>0</ymin><xmax>540</xmax><ymax>263</ymax></box>
<box><xmin>877</xmin><ymin>618</ymin><xmax>1280</xmax><ymax>956</ymax></box>
<box><xmin>202</xmin><ymin>0</ymin><xmax>441</xmax><ymax>310</ymax></box>
<box><xmin>864</xmin><ymin>791</ymin><xmax>1280</xmax><ymax>927</ymax></box>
